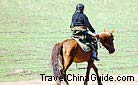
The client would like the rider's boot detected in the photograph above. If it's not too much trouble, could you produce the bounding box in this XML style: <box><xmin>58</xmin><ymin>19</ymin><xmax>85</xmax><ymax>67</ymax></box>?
<box><xmin>91</xmin><ymin>50</ymin><xmax>100</xmax><ymax>61</ymax></box>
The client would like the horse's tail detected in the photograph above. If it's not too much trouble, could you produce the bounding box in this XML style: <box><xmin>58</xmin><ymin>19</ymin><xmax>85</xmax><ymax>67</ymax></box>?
<box><xmin>51</xmin><ymin>42</ymin><xmax>63</xmax><ymax>83</ymax></box>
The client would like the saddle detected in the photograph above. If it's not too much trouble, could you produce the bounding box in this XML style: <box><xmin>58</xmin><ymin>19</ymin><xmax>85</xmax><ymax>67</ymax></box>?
<box><xmin>71</xmin><ymin>34</ymin><xmax>98</xmax><ymax>52</ymax></box>
<box><xmin>70</xmin><ymin>26</ymin><xmax>99</xmax><ymax>52</ymax></box>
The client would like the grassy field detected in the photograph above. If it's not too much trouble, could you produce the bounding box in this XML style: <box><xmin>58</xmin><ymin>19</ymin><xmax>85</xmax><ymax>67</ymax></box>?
<box><xmin>0</xmin><ymin>0</ymin><xmax>138</xmax><ymax>82</ymax></box>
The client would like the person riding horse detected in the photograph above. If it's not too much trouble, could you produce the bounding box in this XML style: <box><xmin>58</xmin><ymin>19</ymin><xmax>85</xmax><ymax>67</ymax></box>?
<box><xmin>70</xmin><ymin>3</ymin><xmax>100</xmax><ymax>61</ymax></box>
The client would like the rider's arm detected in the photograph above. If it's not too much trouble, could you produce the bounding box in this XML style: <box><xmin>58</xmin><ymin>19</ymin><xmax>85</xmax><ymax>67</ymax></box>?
<box><xmin>70</xmin><ymin>15</ymin><xmax>74</xmax><ymax>28</ymax></box>
<box><xmin>83</xmin><ymin>14</ymin><xmax>95</xmax><ymax>33</ymax></box>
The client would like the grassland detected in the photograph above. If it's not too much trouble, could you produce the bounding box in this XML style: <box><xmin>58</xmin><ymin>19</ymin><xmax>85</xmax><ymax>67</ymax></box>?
<box><xmin>0</xmin><ymin>0</ymin><xmax>138</xmax><ymax>82</ymax></box>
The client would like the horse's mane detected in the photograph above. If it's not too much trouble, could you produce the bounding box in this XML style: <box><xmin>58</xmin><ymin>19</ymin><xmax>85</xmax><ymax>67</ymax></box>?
<box><xmin>99</xmin><ymin>32</ymin><xmax>114</xmax><ymax>40</ymax></box>
<box><xmin>99</xmin><ymin>31</ymin><xmax>114</xmax><ymax>40</ymax></box>
<box><xmin>100</xmin><ymin>32</ymin><xmax>111</xmax><ymax>36</ymax></box>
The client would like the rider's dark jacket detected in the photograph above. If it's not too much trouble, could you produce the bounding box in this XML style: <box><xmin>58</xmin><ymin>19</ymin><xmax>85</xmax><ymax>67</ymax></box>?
<box><xmin>70</xmin><ymin>12</ymin><xmax>95</xmax><ymax>33</ymax></box>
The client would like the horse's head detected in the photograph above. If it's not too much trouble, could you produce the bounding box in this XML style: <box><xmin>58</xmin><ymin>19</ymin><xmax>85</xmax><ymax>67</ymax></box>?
<box><xmin>99</xmin><ymin>29</ymin><xmax>115</xmax><ymax>54</ymax></box>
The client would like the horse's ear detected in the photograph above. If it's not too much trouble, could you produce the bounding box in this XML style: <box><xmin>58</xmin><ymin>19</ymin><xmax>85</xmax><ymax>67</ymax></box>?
<box><xmin>103</xmin><ymin>29</ymin><xmax>107</xmax><ymax>32</ymax></box>
<box><xmin>110</xmin><ymin>29</ymin><xmax>115</xmax><ymax>34</ymax></box>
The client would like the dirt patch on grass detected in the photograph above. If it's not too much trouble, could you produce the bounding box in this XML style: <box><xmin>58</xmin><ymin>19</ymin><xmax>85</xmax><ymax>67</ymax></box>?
<box><xmin>0</xmin><ymin>48</ymin><xmax>10</xmax><ymax>57</ymax></box>
<box><xmin>6</xmin><ymin>69</ymin><xmax>31</xmax><ymax>76</ymax></box>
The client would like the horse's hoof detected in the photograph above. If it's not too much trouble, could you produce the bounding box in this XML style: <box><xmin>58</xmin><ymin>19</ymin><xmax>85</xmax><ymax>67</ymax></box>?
<box><xmin>56</xmin><ymin>82</ymin><xmax>61</xmax><ymax>85</ymax></box>
<box><xmin>98</xmin><ymin>82</ymin><xmax>103</xmax><ymax>85</ymax></box>
<box><xmin>65</xmin><ymin>82</ymin><xmax>69</xmax><ymax>85</ymax></box>
<box><xmin>84</xmin><ymin>81</ymin><xmax>87</xmax><ymax>85</ymax></box>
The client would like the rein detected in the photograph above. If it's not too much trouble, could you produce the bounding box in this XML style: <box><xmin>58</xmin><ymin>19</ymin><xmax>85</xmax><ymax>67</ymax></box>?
<box><xmin>95</xmin><ymin>34</ymin><xmax>102</xmax><ymax>49</ymax></box>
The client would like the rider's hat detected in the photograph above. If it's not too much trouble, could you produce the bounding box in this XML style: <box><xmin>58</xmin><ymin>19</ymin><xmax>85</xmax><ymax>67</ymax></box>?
<box><xmin>76</xmin><ymin>4</ymin><xmax>84</xmax><ymax>12</ymax></box>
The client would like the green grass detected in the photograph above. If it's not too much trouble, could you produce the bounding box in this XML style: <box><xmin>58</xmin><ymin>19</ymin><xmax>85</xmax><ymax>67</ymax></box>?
<box><xmin>0</xmin><ymin>0</ymin><xmax>138</xmax><ymax>82</ymax></box>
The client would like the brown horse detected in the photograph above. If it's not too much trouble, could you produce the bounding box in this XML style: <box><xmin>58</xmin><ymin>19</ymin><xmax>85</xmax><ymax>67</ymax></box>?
<box><xmin>51</xmin><ymin>29</ymin><xmax>115</xmax><ymax>85</ymax></box>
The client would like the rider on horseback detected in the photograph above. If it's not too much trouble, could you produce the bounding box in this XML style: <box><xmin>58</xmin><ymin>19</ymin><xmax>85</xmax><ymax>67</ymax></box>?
<box><xmin>70</xmin><ymin>3</ymin><xmax>100</xmax><ymax>61</ymax></box>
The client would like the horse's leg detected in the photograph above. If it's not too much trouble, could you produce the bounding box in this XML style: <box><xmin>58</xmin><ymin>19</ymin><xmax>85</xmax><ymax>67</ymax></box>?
<box><xmin>84</xmin><ymin>61</ymin><xmax>92</xmax><ymax>85</ymax></box>
<box><xmin>92</xmin><ymin>62</ymin><xmax>102</xmax><ymax>85</ymax></box>
<box><xmin>61</xmin><ymin>56</ymin><xmax>73</xmax><ymax>85</ymax></box>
